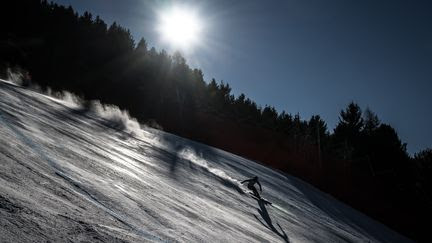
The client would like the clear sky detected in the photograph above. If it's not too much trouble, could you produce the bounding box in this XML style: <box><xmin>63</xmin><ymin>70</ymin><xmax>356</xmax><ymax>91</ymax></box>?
<box><xmin>51</xmin><ymin>0</ymin><xmax>431</xmax><ymax>154</ymax></box>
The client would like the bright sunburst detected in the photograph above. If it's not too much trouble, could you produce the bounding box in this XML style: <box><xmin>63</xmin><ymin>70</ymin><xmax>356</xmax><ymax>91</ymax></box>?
<box><xmin>157</xmin><ymin>7</ymin><xmax>202</xmax><ymax>49</ymax></box>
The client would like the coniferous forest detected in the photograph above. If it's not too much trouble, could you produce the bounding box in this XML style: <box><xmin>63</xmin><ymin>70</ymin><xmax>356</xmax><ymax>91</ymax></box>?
<box><xmin>1</xmin><ymin>1</ymin><xmax>431</xmax><ymax>241</ymax></box>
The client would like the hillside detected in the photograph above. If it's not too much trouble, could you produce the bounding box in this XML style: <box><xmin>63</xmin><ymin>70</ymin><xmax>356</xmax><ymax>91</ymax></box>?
<box><xmin>0</xmin><ymin>79</ymin><xmax>412</xmax><ymax>242</ymax></box>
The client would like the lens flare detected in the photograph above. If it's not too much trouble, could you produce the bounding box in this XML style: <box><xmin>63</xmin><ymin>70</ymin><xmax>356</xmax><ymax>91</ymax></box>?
<box><xmin>157</xmin><ymin>7</ymin><xmax>202</xmax><ymax>49</ymax></box>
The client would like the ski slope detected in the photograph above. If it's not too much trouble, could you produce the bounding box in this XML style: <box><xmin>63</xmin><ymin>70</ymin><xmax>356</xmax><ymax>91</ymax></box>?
<box><xmin>0</xmin><ymin>79</ymin><xmax>412</xmax><ymax>242</ymax></box>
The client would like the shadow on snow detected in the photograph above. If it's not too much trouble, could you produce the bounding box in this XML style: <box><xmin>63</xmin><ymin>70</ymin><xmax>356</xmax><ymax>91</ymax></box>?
<box><xmin>253</xmin><ymin>199</ymin><xmax>290</xmax><ymax>243</ymax></box>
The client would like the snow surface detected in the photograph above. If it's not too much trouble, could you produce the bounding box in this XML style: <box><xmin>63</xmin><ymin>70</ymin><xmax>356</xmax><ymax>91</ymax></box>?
<box><xmin>0</xmin><ymin>79</ymin><xmax>412</xmax><ymax>243</ymax></box>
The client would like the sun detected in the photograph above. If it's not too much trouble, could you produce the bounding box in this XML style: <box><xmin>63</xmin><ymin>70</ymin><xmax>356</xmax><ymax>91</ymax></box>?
<box><xmin>157</xmin><ymin>7</ymin><xmax>202</xmax><ymax>49</ymax></box>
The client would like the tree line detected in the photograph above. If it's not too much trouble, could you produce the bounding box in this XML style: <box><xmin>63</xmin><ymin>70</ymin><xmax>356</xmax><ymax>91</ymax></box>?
<box><xmin>1</xmin><ymin>1</ymin><xmax>431</xmax><ymax>241</ymax></box>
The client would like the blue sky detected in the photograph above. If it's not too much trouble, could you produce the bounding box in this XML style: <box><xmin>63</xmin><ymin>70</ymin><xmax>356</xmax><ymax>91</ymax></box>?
<box><xmin>51</xmin><ymin>0</ymin><xmax>432</xmax><ymax>154</ymax></box>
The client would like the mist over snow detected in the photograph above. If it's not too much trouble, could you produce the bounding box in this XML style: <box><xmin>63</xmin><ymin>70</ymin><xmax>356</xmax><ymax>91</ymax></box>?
<box><xmin>0</xmin><ymin>79</ymin><xmax>411</xmax><ymax>242</ymax></box>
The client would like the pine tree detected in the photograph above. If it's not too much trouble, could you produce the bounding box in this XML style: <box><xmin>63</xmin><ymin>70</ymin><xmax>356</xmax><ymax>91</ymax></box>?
<box><xmin>363</xmin><ymin>107</ymin><xmax>380</xmax><ymax>134</ymax></box>
<box><xmin>333</xmin><ymin>102</ymin><xmax>364</xmax><ymax>159</ymax></box>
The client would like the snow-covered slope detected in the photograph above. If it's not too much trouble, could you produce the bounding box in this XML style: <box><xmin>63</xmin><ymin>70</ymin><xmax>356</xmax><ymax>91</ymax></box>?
<box><xmin>0</xmin><ymin>80</ymin><xmax>411</xmax><ymax>243</ymax></box>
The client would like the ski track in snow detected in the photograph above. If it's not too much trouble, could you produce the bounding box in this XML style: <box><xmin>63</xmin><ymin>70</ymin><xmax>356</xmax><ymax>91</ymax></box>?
<box><xmin>0</xmin><ymin>80</ymin><xmax>412</xmax><ymax>243</ymax></box>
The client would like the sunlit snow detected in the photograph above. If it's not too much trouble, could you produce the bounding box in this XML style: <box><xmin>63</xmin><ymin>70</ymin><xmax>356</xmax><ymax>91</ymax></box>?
<box><xmin>0</xmin><ymin>79</ymin><xmax>411</xmax><ymax>242</ymax></box>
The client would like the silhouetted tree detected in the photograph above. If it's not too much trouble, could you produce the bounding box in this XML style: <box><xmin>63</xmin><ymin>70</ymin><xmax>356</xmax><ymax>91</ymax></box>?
<box><xmin>308</xmin><ymin>115</ymin><xmax>328</xmax><ymax>146</ymax></box>
<box><xmin>335</xmin><ymin>102</ymin><xmax>364</xmax><ymax>135</ymax></box>
<box><xmin>332</xmin><ymin>102</ymin><xmax>363</xmax><ymax>159</ymax></box>
<box><xmin>363</xmin><ymin>107</ymin><xmax>380</xmax><ymax>135</ymax></box>
<box><xmin>368</xmin><ymin>124</ymin><xmax>408</xmax><ymax>176</ymax></box>
<box><xmin>413</xmin><ymin>149</ymin><xmax>432</xmax><ymax>204</ymax></box>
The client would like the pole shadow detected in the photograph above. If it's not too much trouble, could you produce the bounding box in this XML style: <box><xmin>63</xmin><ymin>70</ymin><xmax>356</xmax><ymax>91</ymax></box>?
<box><xmin>253</xmin><ymin>199</ymin><xmax>289</xmax><ymax>243</ymax></box>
